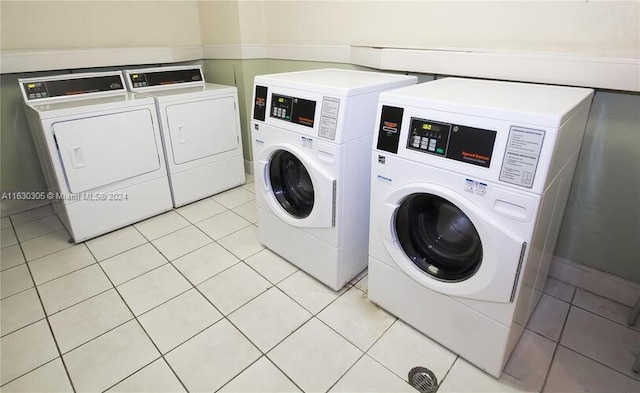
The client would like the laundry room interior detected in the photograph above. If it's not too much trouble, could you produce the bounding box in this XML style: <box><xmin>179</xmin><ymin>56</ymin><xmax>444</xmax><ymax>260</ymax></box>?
<box><xmin>1</xmin><ymin>1</ymin><xmax>639</xmax><ymax>392</ymax></box>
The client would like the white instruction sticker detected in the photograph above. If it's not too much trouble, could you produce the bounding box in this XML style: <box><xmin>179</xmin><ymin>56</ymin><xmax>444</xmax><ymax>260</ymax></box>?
<box><xmin>499</xmin><ymin>126</ymin><xmax>545</xmax><ymax>188</ymax></box>
<box><xmin>319</xmin><ymin>97</ymin><xmax>340</xmax><ymax>140</ymax></box>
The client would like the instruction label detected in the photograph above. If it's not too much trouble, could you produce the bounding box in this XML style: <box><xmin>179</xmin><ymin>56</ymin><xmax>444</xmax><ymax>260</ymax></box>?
<box><xmin>499</xmin><ymin>126</ymin><xmax>545</xmax><ymax>188</ymax></box>
<box><xmin>319</xmin><ymin>97</ymin><xmax>340</xmax><ymax>140</ymax></box>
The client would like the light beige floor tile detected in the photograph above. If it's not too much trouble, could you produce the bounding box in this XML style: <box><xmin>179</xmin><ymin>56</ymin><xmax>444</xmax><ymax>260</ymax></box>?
<box><xmin>38</xmin><ymin>264</ymin><xmax>112</xmax><ymax>315</ymax></box>
<box><xmin>1</xmin><ymin>244</ymin><xmax>25</xmax><ymax>271</ymax></box>
<box><xmin>560</xmin><ymin>306</ymin><xmax>640</xmax><ymax>380</ymax></box>
<box><xmin>138</xmin><ymin>289</ymin><xmax>222</xmax><ymax>354</ymax></box>
<box><xmin>278</xmin><ymin>270</ymin><xmax>346</xmax><ymax>314</ymax></box>
<box><xmin>49</xmin><ymin>289</ymin><xmax>133</xmax><ymax>353</ymax></box>
<box><xmin>1</xmin><ymin>288</ymin><xmax>45</xmax><ymax>336</ymax></box>
<box><xmin>195</xmin><ymin>210</ymin><xmax>251</xmax><ymax>240</ymax></box>
<box><xmin>212</xmin><ymin>187</ymin><xmax>255</xmax><ymax>209</ymax></box>
<box><xmin>1</xmin><ymin>227</ymin><xmax>18</xmax><ymax>248</ymax></box>
<box><xmin>172</xmin><ymin>242</ymin><xmax>239</xmax><ymax>285</ymax></box>
<box><xmin>134</xmin><ymin>211</ymin><xmax>190</xmax><ymax>241</ymax></box>
<box><xmin>21</xmin><ymin>229</ymin><xmax>72</xmax><ymax>261</ymax></box>
<box><xmin>368</xmin><ymin>319</ymin><xmax>457</xmax><ymax>382</ymax></box>
<box><xmin>14</xmin><ymin>215</ymin><xmax>64</xmax><ymax>243</ymax></box>
<box><xmin>218</xmin><ymin>225</ymin><xmax>264</xmax><ymax>260</ymax></box>
<box><xmin>0</xmin><ymin>320</ymin><xmax>59</xmax><ymax>385</ymax></box>
<box><xmin>165</xmin><ymin>319</ymin><xmax>261</xmax><ymax>392</ymax></box>
<box><xmin>241</xmin><ymin>181</ymin><xmax>255</xmax><ymax>194</ymax></box>
<box><xmin>117</xmin><ymin>264</ymin><xmax>191</xmax><ymax>316</ymax></box>
<box><xmin>438</xmin><ymin>358</ymin><xmax>524</xmax><ymax>393</ymax></box>
<box><xmin>503</xmin><ymin>329</ymin><xmax>556</xmax><ymax>392</ymax></box>
<box><xmin>244</xmin><ymin>173</ymin><xmax>255</xmax><ymax>184</ymax></box>
<box><xmin>175</xmin><ymin>198</ymin><xmax>226</xmax><ymax>223</ymax></box>
<box><xmin>10</xmin><ymin>205</ymin><xmax>55</xmax><ymax>226</ymax></box>
<box><xmin>100</xmin><ymin>243</ymin><xmax>167</xmax><ymax>286</ymax></box>
<box><xmin>0</xmin><ymin>358</ymin><xmax>73</xmax><ymax>393</ymax></box>
<box><xmin>244</xmin><ymin>249</ymin><xmax>297</xmax><ymax>285</ymax></box>
<box><xmin>573</xmin><ymin>288</ymin><xmax>638</xmax><ymax>331</ymax></box>
<box><xmin>230</xmin><ymin>287</ymin><xmax>311</xmax><ymax>351</ymax></box>
<box><xmin>1</xmin><ymin>264</ymin><xmax>33</xmax><ymax>299</ymax></box>
<box><xmin>544</xmin><ymin>277</ymin><xmax>576</xmax><ymax>302</ymax></box>
<box><xmin>85</xmin><ymin>226</ymin><xmax>147</xmax><ymax>262</ymax></box>
<box><xmin>544</xmin><ymin>346</ymin><xmax>640</xmax><ymax>393</ymax></box>
<box><xmin>198</xmin><ymin>262</ymin><xmax>271</xmax><ymax>315</ymax></box>
<box><xmin>218</xmin><ymin>357</ymin><xmax>301</xmax><ymax>393</ymax></box>
<box><xmin>151</xmin><ymin>226</ymin><xmax>212</xmax><ymax>261</ymax></box>
<box><xmin>268</xmin><ymin>318</ymin><xmax>362</xmax><ymax>393</ymax></box>
<box><xmin>28</xmin><ymin>245</ymin><xmax>95</xmax><ymax>285</ymax></box>
<box><xmin>318</xmin><ymin>287</ymin><xmax>395</xmax><ymax>351</ymax></box>
<box><xmin>527</xmin><ymin>294</ymin><xmax>570</xmax><ymax>342</ymax></box>
<box><xmin>1</xmin><ymin>216</ymin><xmax>12</xmax><ymax>230</ymax></box>
<box><xmin>107</xmin><ymin>358</ymin><xmax>186</xmax><ymax>393</ymax></box>
<box><xmin>233</xmin><ymin>200</ymin><xmax>258</xmax><ymax>223</ymax></box>
<box><xmin>349</xmin><ymin>269</ymin><xmax>368</xmax><ymax>285</ymax></box>
<box><xmin>330</xmin><ymin>355</ymin><xmax>416</xmax><ymax>393</ymax></box>
<box><xmin>354</xmin><ymin>274</ymin><xmax>368</xmax><ymax>293</ymax></box>
<box><xmin>64</xmin><ymin>320</ymin><xmax>160</xmax><ymax>393</ymax></box>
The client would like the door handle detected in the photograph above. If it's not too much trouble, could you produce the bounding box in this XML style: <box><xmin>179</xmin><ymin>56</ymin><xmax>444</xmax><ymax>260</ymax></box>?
<box><xmin>177</xmin><ymin>125</ymin><xmax>187</xmax><ymax>144</ymax></box>
<box><xmin>69</xmin><ymin>146</ymin><xmax>85</xmax><ymax>168</ymax></box>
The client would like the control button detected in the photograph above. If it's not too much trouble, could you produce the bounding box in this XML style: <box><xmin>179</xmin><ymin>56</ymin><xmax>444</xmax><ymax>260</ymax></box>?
<box><xmin>273</xmin><ymin>108</ymin><xmax>277</xmax><ymax>116</ymax></box>
<box><xmin>421</xmin><ymin>137</ymin><xmax>429</xmax><ymax>144</ymax></box>
<box><xmin>428</xmin><ymin>146</ymin><xmax>436</xmax><ymax>152</ymax></box>
<box><xmin>412</xmin><ymin>142</ymin><xmax>420</xmax><ymax>148</ymax></box>
<box><xmin>436</xmin><ymin>148</ymin><xmax>444</xmax><ymax>154</ymax></box>
<box><xmin>413</xmin><ymin>136</ymin><xmax>421</xmax><ymax>142</ymax></box>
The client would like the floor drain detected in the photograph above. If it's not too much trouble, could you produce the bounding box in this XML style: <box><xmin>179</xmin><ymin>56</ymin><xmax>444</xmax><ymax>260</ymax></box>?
<box><xmin>408</xmin><ymin>366</ymin><xmax>439</xmax><ymax>393</ymax></box>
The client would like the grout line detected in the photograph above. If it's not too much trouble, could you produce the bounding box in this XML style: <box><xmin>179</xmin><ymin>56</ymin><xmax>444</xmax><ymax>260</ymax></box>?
<box><xmin>539</xmin><ymin>300</ymin><xmax>575</xmax><ymax>392</ymax></box>
<box><xmin>555</xmin><ymin>344</ymin><xmax>640</xmax><ymax>384</ymax></box>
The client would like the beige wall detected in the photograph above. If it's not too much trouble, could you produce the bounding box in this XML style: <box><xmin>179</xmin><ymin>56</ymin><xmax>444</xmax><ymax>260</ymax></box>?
<box><xmin>262</xmin><ymin>1</ymin><xmax>638</xmax><ymax>57</ymax></box>
<box><xmin>1</xmin><ymin>1</ymin><xmax>202</xmax><ymax>50</ymax></box>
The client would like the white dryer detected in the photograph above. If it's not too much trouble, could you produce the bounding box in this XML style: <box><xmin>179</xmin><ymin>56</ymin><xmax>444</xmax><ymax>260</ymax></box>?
<box><xmin>19</xmin><ymin>72</ymin><xmax>173</xmax><ymax>242</ymax></box>
<box><xmin>124</xmin><ymin>66</ymin><xmax>245</xmax><ymax>207</ymax></box>
<box><xmin>251</xmin><ymin>69</ymin><xmax>416</xmax><ymax>290</ymax></box>
<box><xmin>368</xmin><ymin>78</ymin><xmax>593</xmax><ymax>377</ymax></box>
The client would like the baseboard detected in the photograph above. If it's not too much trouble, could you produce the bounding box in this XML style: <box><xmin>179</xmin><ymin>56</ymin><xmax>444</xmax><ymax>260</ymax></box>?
<box><xmin>244</xmin><ymin>159</ymin><xmax>254</xmax><ymax>175</ymax></box>
<box><xmin>550</xmin><ymin>256</ymin><xmax>640</xmax><ymax>307</ymax></box>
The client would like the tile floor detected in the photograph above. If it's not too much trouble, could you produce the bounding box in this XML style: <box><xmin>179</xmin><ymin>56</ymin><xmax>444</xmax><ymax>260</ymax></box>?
<box><xmin>1</xmin><ymin>175</ymin><xmax>639</xmax><ymax>392</ymax></box>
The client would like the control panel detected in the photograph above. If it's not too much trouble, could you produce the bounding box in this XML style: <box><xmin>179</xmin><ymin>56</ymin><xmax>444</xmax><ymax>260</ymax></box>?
<box><xmin>270</xmin><ymin>94</ymin><xmax>316</xmax><ymax>128</ymax></box>
<box><xmin>22</xmin><ymin>74</ymin><xmax>125</xmax><ymax>101</ymax></box>
<box><xmin>127</xmin><ymin>68</ymin><xmax>203</xmax><ymax>89</ymax></box>
<box><xmin>407</xmin><ymin>117</ymin><xmax>497</xmax><ymax>168</ymax></box>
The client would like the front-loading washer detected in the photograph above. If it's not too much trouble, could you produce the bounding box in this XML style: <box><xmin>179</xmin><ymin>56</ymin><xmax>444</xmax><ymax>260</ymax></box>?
<box><xmin>19</xmin><ymin>71</ymin><xmax>173</xmax><ymax>242</ymax></box>
<box><xmin>368</xmin><ymin>78</ymin><xmax>593</xmax><ymax>377</ymax></box>
<box><xmin>251</xmin><ymin>69</ymin><xmax>416</xmax><ymax>290</ymax></box>
<box><xmin>124</xmin><ymin>65</ymin><xmax>245</xmax><ymax>207</ymax></box>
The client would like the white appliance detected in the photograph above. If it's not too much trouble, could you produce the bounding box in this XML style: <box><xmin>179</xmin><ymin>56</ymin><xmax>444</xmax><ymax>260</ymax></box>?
<box><xmin>251</xmin><ymin>69</ymin><xmax>417</xmax><ymax>290</ymax></box>
<box><xmin>19</xmin><ymin>71</ymin><xmax>173</xmax><ymax>242</ymax></box>
<box><xmin>124</xmin><ymin>66</ymin><xmax>245</xmax><ymax>207</ymax></box>
<box><xmin>368</xmin><ymin>78</ymin><xmax>593</xmax><ymax>377</ymax></box>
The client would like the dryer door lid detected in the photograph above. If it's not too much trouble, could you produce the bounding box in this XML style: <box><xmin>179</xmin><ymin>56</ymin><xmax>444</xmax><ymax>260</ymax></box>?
<box><xmin>53</xmin><ymin>108</ymin><xmax>161</xmax><ymax>194</ymax></box>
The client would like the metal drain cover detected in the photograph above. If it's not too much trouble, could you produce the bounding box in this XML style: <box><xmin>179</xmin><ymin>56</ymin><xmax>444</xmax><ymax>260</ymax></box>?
<box><xmin>408</xmin><ymin>366</ymin><xmax>439</xmax><ymax>393</ymax></box>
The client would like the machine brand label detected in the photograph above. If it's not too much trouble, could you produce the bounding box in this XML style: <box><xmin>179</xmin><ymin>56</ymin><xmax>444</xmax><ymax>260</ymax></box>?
<box><xmin>253</xmin><ymin>85</ymin><xmax>268</xmax><ymax>121</ymax></box>
<box><xmin>499</xmin><ymin>126</ymin><xmax>545</xmax><ymax>188</ymax></box>
<box><xmin>376</xmin><ymin>106</ymin><xmax>404</xmax><ymax>154</ymax></box>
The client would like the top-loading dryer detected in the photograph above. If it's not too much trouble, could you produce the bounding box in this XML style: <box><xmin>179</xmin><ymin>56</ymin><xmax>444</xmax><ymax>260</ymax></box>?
<box><xmin>368</xmin><ymin>78</ymin><xmax>593</xmax><ymax>377</ymax></box>
<box><xmin>251</xmin><ymin>68</ymin><xmax>417</xmax><ymax>290</ymax></box>
<box><xmin>125</xmin><ymin>65</ymin><xmax>245</xmax><ymax>207</ymax></box>
<box><xmin>19</xmin><ymin>71</ymin><xmax>173</xmax><ymax>242</ymax></box>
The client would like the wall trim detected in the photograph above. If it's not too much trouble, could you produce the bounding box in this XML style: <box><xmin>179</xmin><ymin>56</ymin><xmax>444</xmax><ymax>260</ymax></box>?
<box><xmin>0</xmin><ymin>46</ymin><xmax>203</xmax><ymax>74</ymax></box>
<box><xmin>3</xmin><ymin>45</ymin><xmax>637</xmax><ymax>92</ymax></box>
<box><xmin>350</xmin><ymin>46</ymin><xmax>640</xmax><ymax>92</ymax></box>
<box><xmin>551</xmin><ymin>256</ymin><xmax>640</xmax><ymax>307</ymax></box>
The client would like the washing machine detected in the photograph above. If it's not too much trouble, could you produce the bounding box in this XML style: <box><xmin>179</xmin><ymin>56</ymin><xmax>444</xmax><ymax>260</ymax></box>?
<box><xmin>19</xmin><ymin>71</ymin><xmax>173</xmax><ymax>243</ymax></box>
<box><xmin>124</xmin><ymin>65</ymin><xmax>245</xmax><ymax>207</ymax></box>
<box><xmin>251</xmin><ymin>69</ymin><xmax>416</xmax><ymax>290</ymax></box>
<box><xmin>368</xmin><ymin>78</ymin><xmax>593</xmax><ymax>377</ymax></box>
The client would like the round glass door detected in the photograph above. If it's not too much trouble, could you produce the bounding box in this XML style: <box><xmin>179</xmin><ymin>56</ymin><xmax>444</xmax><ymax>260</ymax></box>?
<box><xmin>395</xmin><ymin>193</ymin><xmax>482</xmax><ymax>281</ymax></box>
<box><xmin>269</xmin><ymin>150</ymin><xmax>314</xmax><ymax>218</ymax></box>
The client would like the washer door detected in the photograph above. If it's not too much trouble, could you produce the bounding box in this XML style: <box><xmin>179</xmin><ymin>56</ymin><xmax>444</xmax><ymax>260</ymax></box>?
<box><xmin>395</xmin><ymin>193</ymin><xmax>482</xmax><ymax>282</ymax></box>
<box><xmin>378</xmin><ymin>183</ymin><xmax>525</xmax><ymax>303</ymax></box>
<box><xmin>258</xmin><ymin>144</ymin><xmax>335</xmax><ymax>228</ymax></box>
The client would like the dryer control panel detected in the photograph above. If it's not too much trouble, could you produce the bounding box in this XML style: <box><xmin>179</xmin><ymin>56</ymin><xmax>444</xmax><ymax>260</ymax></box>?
<box><xmin>270</xmin><ymin>94</ymin><xmax>316</xmax><ymax>128</ymax></box>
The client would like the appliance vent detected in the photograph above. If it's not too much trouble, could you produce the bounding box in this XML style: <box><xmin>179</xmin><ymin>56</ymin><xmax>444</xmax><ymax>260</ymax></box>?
<box><xmin>408</xmin><ymin>366</ymin><xmax>439</xmax><ymax>393</ymax></box>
